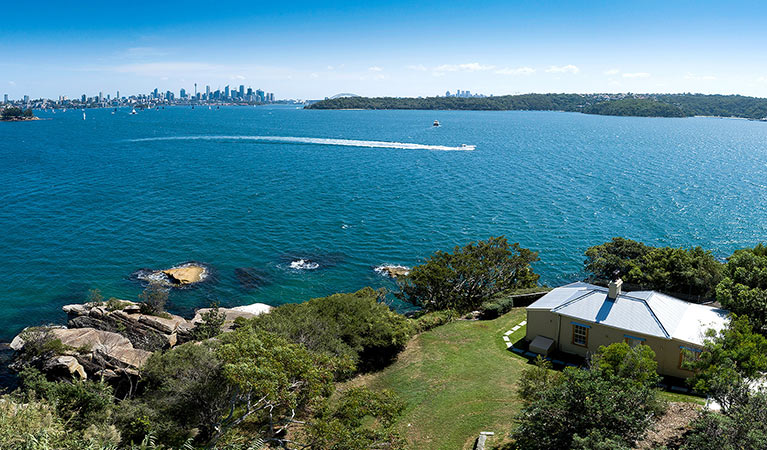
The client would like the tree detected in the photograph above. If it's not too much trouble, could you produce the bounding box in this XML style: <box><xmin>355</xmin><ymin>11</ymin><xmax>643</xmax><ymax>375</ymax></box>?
<box><xmin>584</xmin><ymin>238</ymin><xmax>723</xmax><ymax>299</ymax></box>
<box><xmin>398</xmin><ymin>236</ymin><xmax>540</xmax><ymax>312</ymax></box>
<box><xmin>681</xmin><ymin>390</ymin><xmax>767</xmax><ymax>450</ymax></box>
<box><xmin>716</xmin><ymin>244</ymin><xmax>767</xmax><ymax>332</ymax></box>
<box><xmin>512</xmin><ymin>343</ymin><xmax>663</xmax><ymax>450</ymax></box>
<box><xmin>304</xmin><ymin>387</ymin><xmax>406</xmax><ymax>449</ymax></box>
<box><xmin>250</xmin><ymin>287</ymin><xmax>410</xmax><ymax>373</ymax></box>
<box><xmin>686</xmin><ymin>314</ymin><xmax>767</xmax><ymax>411</ymax></box>
<box><xmin>1</xmin><ymin>107</ymin><xmax>23</xmax><ymax>119</ymax></box>
<box><xmin>190</xmin><ymin>302</ymin><xmax>227</xmax><ymax>340</ymax></box>
<box><xmin>138</xmin><ymin>283</ymin><xmax>168</xmax><ymax>316</ymax></box>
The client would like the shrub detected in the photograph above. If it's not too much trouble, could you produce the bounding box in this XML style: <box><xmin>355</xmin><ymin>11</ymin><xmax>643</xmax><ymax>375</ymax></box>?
<box><xmin>138</xmin><ymin>284</ymin><xmax>168</xmax><ymax>316</ymax></box>
<box><xmin>479</xmin><ymin>296</ymin><xmax>516</xmax><ymax>319</ymax></box>
<box><xmin>0</xmin><ymin>395</ymin><xmax>67</xmax><ymax>450</ymax></box>
<box><xmin>411</xmin><ymin>310</ymin><xmax>457</xmax><ymax>333</ymax></box>
<box><xmin>191</xmin><ymin>302</ymin><xmax>227</xmax><ymax>340</ymax></box>
<box><xmin>250</xmin><ymin>287</ymin><xmax>411</xmax><ymax>373</ymax></box>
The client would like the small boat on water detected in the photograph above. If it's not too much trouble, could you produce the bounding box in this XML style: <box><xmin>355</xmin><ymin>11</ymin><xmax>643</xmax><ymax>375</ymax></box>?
<box><xmin>460</xmin><ymin>144</ymin><xmax>476</xmax><ymax>150</ymax></box>
<box><xmin>82</xmin><ymin>112</ymin><xmax>86</xmax><ymax>120</ymax></box>
<box><xmin>433</xmin><ymin>120</ymin><xmax>440</xmax><ymax>127</ymax></box>
<box><xmin>130</xmin><ymin>108</ymin><xmax>138</xmax><ymax>115</ymax></box>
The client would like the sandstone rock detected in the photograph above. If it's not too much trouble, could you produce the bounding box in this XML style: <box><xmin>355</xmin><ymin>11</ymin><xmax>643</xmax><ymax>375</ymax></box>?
<box><xmin>375</xmin><ymin>265</ymin><xmax>411</xmax><ymax>278</ymax></box>
<box><xmin>44</xmin><ymin>355</ymin><xmax>87</xmax><ymax>380</ymax></box>
<box><xmin>62</xmin><ymin>304</ymin><xmax>90</xmax><ymax>316</ymax></box>
<box><xmin>138</xmin><ymin>314</ymin><xmax>188</xmax><ymax>335</ymax></box>
<box><xmin>9</xmin><ymin>335</ymin><xmax>25</xmax><ymax>352</ymax></box>
<box><xmin>163</xmin><ymin>265</ymin><xmax>205</xmax><ymax>284</ymax></box>
<box><xmin>192</xmin><ymin>306</ymin><xmax>268</xmax><ymax>331</ymax></box>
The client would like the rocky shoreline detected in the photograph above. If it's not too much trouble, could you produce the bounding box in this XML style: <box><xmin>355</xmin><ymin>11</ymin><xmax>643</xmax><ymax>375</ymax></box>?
<box><xmin>7</xmin><ymin>298</ymin><xmax>271</xmax><ymax>385</ymax></box>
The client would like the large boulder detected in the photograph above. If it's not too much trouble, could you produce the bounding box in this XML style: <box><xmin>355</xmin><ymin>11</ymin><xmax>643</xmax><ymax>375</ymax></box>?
<box><xmin>163</xmin><ymin>266</ymin><xmax>205</xmax><ymax>285</ymax></box>
<box><xmin>43</xmin><ymin>355</ymin><xmax>87</xmax><ymax>380</ymax></box>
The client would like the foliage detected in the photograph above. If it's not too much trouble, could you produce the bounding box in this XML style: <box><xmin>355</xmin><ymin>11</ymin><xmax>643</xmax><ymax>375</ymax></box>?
<box><xmin>304</xmin><ymin>387</ymin><xmax>406</xmax><ymax>449</ymax></box>
<box><xmin>398</xmin><ymin>236</ymin><xmax>540</xmax><ymax>313</ymax></box>
<box><xmin>590</xmin><ymin>342</ymin><xmax>660</xmax><ymax>387</ymax></box>
<box><xmin>214</xmin><ymin>327</ymin><xmax>341</xmax><ymax>446</ymax></box>
<box><xmin>479</xmin><ymin>295</ymin><xmax>517</xmax><ymax>319</ymax></box>
<box><xmin>250</xmin><ymin>288</ymin><xmax>410</xmax><ymax>373</ymax></box>
<box><xmin>584</xmin><ymin>237</ymin><xmax>723</xmax><ymax>298</ymax></box>
<box><xmin>680</xmin><ymin>390</ymin><xmax>767</xmax><ymax>450</ymax></box>
<box><xmin>716</xmin><ymin>243</ymin><xmax>767</xmax><ymax>332</ymax></box>
<box><xmin>138</xmin><ymin>284</ymin><xmax>168</xmax><ymax>316</ymax></box>
<box><xmin>306</xmin><ymin>93</ymin><xmax>767</xmax><ymax>119</ymax></box>
<box><xmin>190</xmin><ymin>302</ymin><xmax>227</xmax><ymax>340</ymax></box>
<box><xmin>19</xmin><ymin>368</ymin><xmax>114</xmax><ymax>431</ymax></box>
<box><xmin>511</xmin><ymin>344</ymin><xmax>663</xmax><ymax>450</ymax></box>
<box><xmin>0</xmin><ymin>395</ymin><xmax>68</xmax><ymax>450</ymax></box>
<box><xmin>138</xmin><ymin>342</ymin><xmax>230</xmax><ymax>445</ymax></box>
<box><xmin>516</xmin><ymin>357</ymin><xmax>560</xmax><ymax>404</ymax></box>
<box><xmin>88</xmin><ymin>289</ymin><xmax>105</xmax><ymax>304</ymax></box>
<box><xmin>583</xmin><ymin>98</ymin><xmax>689</xmax><ymax>117</ymax></box>
<box><xmin>686</xmin><ymin>314</ymin><xmax>767</xmax><ymax>411</ymax></box>
<box><xmin>1</xmin><ymin>107</ymin><xmax>34</xmax><ymax>120</ymax></box>
<box><xmin>410</xmin><ymin>309</ymin><xmax>457</xmax><ymax>333</ymax></box>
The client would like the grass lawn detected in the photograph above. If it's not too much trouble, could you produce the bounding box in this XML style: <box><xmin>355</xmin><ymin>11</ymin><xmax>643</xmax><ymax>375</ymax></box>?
<box><xmin>343</xmin><ymin>308</ymin><xmax>531</xmax><ymax>450</ymax></box>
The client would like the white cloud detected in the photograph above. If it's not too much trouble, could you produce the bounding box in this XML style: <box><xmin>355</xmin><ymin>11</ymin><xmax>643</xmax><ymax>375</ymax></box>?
<box><xmin>406</xmin><ymin>64</ymin><xmax>427</xmax><ymax>71</ymax></box>
<box><xmin>327</xmin><ymin>65</ymin><xmax>334</xmax><ymax>70</ymax></box>
<box><xmin>368</xmin><ymin>66</ymin><xmax>383</xmax><ymax>72</ymax></box>
<box><xmin>685</xmin><ymin>73</ymin><xmax>716</xmax><ymax>81</ymax></box>
<box><xmin>759</xmin><ymin>76</ymin><xmax>767</xmax><ymax>83</ymax></box>
<box><xmin>434</xmin><ymin>62</ymin><xmax>495</xmax><ymax>73</ymax></box>
<box><xmin>604</xmin><ymin>68</ymin><xmax>620</xmax><ymax>76</ymax></box>
<box><xmin>495</xmin><ymin>66</ymin><xmax>535</xmax><ymax>75</ymax></box>
<box><xmin>546</xmin><ymin>64</ymin><xmax>580</xmax><ymax>74</ymax></box>
<box><xmin>622</xmin><ymin>72</ymin><xmax>651</xmax><ymax>78</ymax></box>
<box><xmin>8</xmin><ymin>81</ymin><xmax>15</xmax><ymax>85</ymax></box>
<box><xmin>310</xmin><ymin>73</ymin><xmax>319</xmax><ymax>79</ymax></box>
<box><xmin>233</xmin><ymin>75</ymin><xmax>246</xmax><ymax>80</ymax></box>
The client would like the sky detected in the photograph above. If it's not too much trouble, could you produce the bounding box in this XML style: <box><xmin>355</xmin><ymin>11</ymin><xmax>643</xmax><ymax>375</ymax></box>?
<box><xmin>3</xmin><ymin>0</ymin><xmax>767</xmax><ymax>100</ymax></box>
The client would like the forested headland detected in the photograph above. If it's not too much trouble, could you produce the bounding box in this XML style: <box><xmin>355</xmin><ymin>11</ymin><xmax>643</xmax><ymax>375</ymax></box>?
<box><xmin>306</xmin><ymin>93</ymin><xmax>767</xmax><ymax>119</ymax></box>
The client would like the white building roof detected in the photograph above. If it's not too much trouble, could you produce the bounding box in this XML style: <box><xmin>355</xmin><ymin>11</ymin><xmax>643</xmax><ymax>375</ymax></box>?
<box><xmin>528</xmin><ymin>282</ymin><xmax>729</xmax><ymax>346</ymax></box>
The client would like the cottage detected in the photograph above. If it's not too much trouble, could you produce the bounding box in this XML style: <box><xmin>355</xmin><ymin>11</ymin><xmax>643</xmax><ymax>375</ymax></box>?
<box><xmin>525</xmin><ymin>279</ymin><xmax>729</xmax><ymax>378</ymax></box>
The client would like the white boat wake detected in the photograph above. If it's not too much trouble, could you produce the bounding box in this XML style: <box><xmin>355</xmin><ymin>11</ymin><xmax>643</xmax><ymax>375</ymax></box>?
<box><xmin>128</xmin><ymin>135</ymin><xmax>476</xmax><ymax>151</ymax></box>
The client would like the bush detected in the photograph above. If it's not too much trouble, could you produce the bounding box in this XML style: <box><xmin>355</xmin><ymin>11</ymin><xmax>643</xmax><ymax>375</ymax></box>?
<box><xmin>398</xmin><ymin>236</ymin><xmax>540</xmax><ymax>313</ymax></box>
<box><xmin>479</xmin><ymin>296</ymin><xmax>516</xmax><ymax>319</ymax></box>
<box><xmin>250</xmin><ymin>287</ymin><xmax>411</xmax><ymax>373</ymax></box>
<box><xmin>138</xmin><ymin>284</ymin><xmax>168</xmax><ymax>316</ymax></box>
<box><xmin>19</xmin><ymin>368</ymin><xmax>114</xmax><ymax>431</ymax></box>
<box><xmin>0</xmin><ymin>395</ymin><xmax>68</xmax><ymax>450</ymax></box>
<box><xmin>411</xmin><ymin>310</ymin><xmax>457</xmax><ymax>333</ymax></box>
<box><xmin>191</xmin><ymin>302</ymin><xmax>227</xmax><ymax>340</ymax></box>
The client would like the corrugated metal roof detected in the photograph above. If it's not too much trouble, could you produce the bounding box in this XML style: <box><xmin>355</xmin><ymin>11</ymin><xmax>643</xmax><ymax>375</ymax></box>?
<box><xmin>528</xmin><ymin>283</ymin><xmax>729</xmax><ymax>345</ymax></box>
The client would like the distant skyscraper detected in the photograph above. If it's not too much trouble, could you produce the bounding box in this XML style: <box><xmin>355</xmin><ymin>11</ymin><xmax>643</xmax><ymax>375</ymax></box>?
<box><xmin>116</xmin><ymin>90</ymin><xmax>120</xmax><ymax>99</ymax></box>
<box><xmin>153</xmin><ymin>88</ymin><xmax>159</xmax><ymax>99</ymax></box>
<box><xmin>194</xmin><ymin>83</ymin><xmax>197</xmax><ymax>97</ymax></box>
<box><xmin>23</xmin><ymin>95</ymin><xmax>29</xmax><ymax>103</ymax></box>
<box><xmin>224</xmin><ymin>85</ymin><xmax>230</xmax><ymax>98</ymax></box>
<box><xmin>2</xmin><ymin>94</ymin><xmax>7</xmax><ymax>104</ymax></box>
<box><xmin>239</xmin><ymin>85</ymin><xmax>245</xmax><ymax>98</ymax></box>
<box><xmin>180</xmin><ymin>88</ymin><xmax>186</xmax><ymax>98</ymax></box>
<box><xmin>98</xmin><ymin>91</ymin><xmax>103</xmax><ymax>102</ymax></box>
<box><xmin>81</xmin><ymin>94</ymin><xmax>86</xmax><ymax>103</ymax></box>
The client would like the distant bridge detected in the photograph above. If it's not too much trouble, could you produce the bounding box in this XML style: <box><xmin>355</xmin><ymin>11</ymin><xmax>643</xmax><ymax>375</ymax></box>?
<box><xmin>328</xmin><ymin>93</ymin><xmax>361</xmax><ymax>99</ymax></box>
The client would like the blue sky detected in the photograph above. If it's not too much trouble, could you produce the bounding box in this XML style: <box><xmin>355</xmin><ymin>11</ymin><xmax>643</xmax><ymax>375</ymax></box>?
<box><xmin>3</xmin><ymin>0</ymin><xmax>767</xmax><ymax>99</ymax></box>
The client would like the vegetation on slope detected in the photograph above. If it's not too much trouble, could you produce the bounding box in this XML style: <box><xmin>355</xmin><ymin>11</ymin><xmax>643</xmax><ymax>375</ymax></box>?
<box><xmin>306</xmin><ymin>93</ymin><xmax>767</xmax><ymax>119</ymax></box>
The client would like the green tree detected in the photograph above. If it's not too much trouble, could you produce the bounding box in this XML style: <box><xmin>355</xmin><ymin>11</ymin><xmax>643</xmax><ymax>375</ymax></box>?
<box><xmin>138</xmin><ymin>283</ymin><xmax>168</xmax><ymax>316</ymax></box>
<box><xmin>1</xmin><ymin>107</ymin><xmax>23</xmax><ymax>119</ymax></box>
<box><xmin>512</xmin><ymin>343</ymin><xmax>663</xmax><ymax>450</ymax></box>
<box><xmin>716</xmin><ymin>243</ymin><xmax>767</xmax><ymax>332</ymax></box>
<box><xmin>584</xmin><ymin>238</ymin><xmax>723</xmax><ymax>298</ymax></box>
<box><xmin>681</xmin><ymin>390</ymin><xmax>767</xmax><ymax>450</ymax></box>
<box><xmin>191</xmin><ymin>302</ymin><xmax>227</xmax><ymax>340</ymax></box>
<box><xmin>250</xmin><ymin>287</ymin><xmax>410</xmax><ymax>373</ymax></box>
<box><xmin>687</xmin><ymin>314</ymin><xmax>767</xmax><ymax>411</ymax></box>
<box><xmin>398</xmin><ymin>236</ymin><xmax>540</xmax><ymax>313</ymax></box>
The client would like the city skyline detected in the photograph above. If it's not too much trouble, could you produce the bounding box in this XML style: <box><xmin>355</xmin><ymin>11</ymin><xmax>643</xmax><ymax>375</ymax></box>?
<box><xmin>3</xmin><ymin>1</ymin><xmax>767</xmax><ymax>99</ymax></box>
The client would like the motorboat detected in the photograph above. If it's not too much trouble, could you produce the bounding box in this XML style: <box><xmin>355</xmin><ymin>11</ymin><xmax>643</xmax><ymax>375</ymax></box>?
<box><xmin>433</xmin><ymin>120</ymin><xmax>440</xmax><ymax>127</ymax></box>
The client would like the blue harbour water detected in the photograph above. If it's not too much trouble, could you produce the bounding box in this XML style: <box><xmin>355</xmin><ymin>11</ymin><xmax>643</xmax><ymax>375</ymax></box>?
<box><xmin>2</xmin><ymin>106</ymin><xmax>767</xmax><ymax>341</ymax></box>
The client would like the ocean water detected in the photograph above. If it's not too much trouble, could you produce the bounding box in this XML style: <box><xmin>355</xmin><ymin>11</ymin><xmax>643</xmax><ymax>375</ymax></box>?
<box><xmin>2</xmin><ymin>106</ymin><xmax>767</xmax><ymax>342</ymax></box>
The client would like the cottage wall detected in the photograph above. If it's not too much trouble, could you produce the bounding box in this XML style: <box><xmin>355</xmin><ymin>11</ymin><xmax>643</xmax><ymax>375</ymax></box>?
<box><xmin>553</xmin><ymin>316</ymin><xmax>698</xmax><ymax>378</ymax></box>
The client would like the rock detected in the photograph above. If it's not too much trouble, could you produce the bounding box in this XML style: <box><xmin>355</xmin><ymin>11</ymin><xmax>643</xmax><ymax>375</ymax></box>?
<box><xmin>9</xmin><ymin>335</ymin><xmax>25</xmax><ymax>352</ymax></box>
<box><xmin>62</xmin><ymin>304</ymin><xmax>90</xmax><ymax>316</ymax></box>
<box><xmin>138</xmin><ymin>314</ymin><xmax>187</xmax><ymax>335</ymax></box>
<box><xmin>231</xmin><ymin>303</ymin><xmax>273</xmax><ymax>315</ymax></box>
<box><xmin>44</xmin><ymin>356</ymin><xmax>87</xmax><ymax>380</ymax></box>
<box><xmin>163</xmin><ymin>265</ymin><xmax>205</xmax><ymax>285</ymax></box>
<box><xmin>374</xmin><ymin>265</ymin><xmax>410</xmax><ymax>278</ymax></box>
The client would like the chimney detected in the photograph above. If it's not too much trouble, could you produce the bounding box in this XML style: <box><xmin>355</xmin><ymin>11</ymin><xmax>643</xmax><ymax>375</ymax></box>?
<box><xmin>608</xmin><ymin>278</ymin><xmax>623</xmax><ymax>300</ymax></box>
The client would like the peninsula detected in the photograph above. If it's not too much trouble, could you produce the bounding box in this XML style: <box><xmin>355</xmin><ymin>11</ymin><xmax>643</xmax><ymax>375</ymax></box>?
<box><xmin>306</xmin><ymin>93</ymin><xmax>767</xmax><ymax>119</ymax></box>
<box><xmin>0</xmin><ymin>106</ymin><xmax>37</xmax><ymax>121</ymax></box>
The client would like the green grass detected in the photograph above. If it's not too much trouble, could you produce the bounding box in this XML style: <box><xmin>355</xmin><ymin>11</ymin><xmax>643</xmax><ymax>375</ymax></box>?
<box><xmin>345</xmin><ymin>308</ymin><xmax>530</xmax><ymax>450</ymax></box>
<box><xmin>658</xmin><ymin>390</ymin><xmax>706</xmax><ymax>405</ymax></box>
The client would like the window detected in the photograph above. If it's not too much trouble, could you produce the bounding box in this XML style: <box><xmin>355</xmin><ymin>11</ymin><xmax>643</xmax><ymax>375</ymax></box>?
<box><xmin>624</xmin><ymin>335</ymin><xmax>646</xmax><ymax>348</ymax></box>
<box><xmin>679</xmin><ymin>346</ymin><xmax>702</xmax><ymax>370</ymax></box>
<box><xmin>572</xmin><ymin>324</ymin><xmax>589</xmax><ymax>347</ymax></box>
